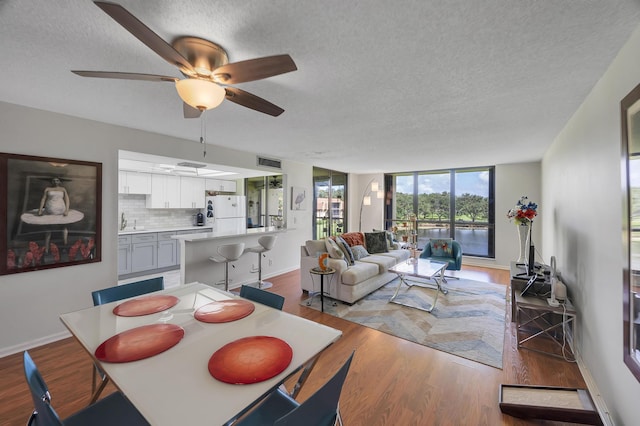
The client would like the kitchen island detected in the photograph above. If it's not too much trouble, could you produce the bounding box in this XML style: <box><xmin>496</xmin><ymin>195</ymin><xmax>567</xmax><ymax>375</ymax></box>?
<box><xmin>173</xmin><ymin>227</ymin><xmax>288</xmax><ymax>288</ymax></box>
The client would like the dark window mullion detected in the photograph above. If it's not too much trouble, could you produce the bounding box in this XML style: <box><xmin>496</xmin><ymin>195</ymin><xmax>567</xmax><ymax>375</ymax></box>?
<box><xmin>450</xmin><ymin>170</ymin><xmax>456</xmax><ymax>238</ymax></box>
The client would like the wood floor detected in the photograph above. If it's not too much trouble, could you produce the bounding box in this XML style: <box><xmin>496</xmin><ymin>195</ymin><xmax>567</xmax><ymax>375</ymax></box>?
<box><xmin>0</xmin><ymin>265</ymin><xmax>587</xmax><ymax>426</ymax></box>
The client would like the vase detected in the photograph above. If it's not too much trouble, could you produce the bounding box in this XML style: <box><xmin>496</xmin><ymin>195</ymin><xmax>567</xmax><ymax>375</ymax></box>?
<box><xmin>516</xmin><ymin>223</ymin><xmax>530</xmax><ymax>264</ymax></box>
<box><xmin>318</xmin><ymin>253</ymin><xmax>329</xmax><ymax>271</ymax></box>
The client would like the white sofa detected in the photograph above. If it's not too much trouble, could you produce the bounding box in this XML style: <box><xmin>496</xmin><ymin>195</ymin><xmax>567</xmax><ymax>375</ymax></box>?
<box><xmin>300</xmin><ymin>232</ymin><xmax>410</xmax><ymax>304</ymax></box>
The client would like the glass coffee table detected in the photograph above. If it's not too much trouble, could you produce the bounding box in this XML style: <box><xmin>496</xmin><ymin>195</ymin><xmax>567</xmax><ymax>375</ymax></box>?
<box><xmin>389</xmin><ymin>259</ymin><xmax>449</xmax><ymax>313</ymax></box>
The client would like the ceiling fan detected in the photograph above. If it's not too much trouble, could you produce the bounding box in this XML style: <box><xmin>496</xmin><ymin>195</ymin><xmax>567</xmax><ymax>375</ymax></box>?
<box><xmin>72</xmin><ymin>1</ymin><xmax>297</xmax><ymax>117</ymax></box>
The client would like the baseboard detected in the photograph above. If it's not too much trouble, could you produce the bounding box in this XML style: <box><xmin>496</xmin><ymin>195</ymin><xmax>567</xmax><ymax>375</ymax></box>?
<box><xmin>265</xmin><ymin>266</ymin><xmax>299</xmax><ymax>279</ymax></box>
<box><xmin>574</xmin><ymin>348</ymin><xmax>613</xmax><ymax>426</ymax></box>
<box><xmin>0</xmin><ymin>330</ymin><xmax>71</xmax><ymax>359</ymax></box>
<box><xmin>462</xmin><ymin>257</ymin><xmax>510</xmax><ymax>270</ymax></box>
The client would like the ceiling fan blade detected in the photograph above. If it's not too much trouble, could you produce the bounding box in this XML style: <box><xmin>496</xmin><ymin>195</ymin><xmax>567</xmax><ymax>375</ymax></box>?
<box><xmin>214</xmin><ymin>54</ymin><xmax>297</xmax><ymax>84</ymax></box>
<box><xmin>94</xmin><ymin>1</ymin><xmax>194</xmax><ymax>73</ymax></box>
<box><xmin>72</xmin><ymin>70</ymin><xmax>177</xmax><ymax>82</ymax></box>
<box><xmin>225</xmin><ymin>87</ymin><xmax>285</xmax><ymax>117</ymax></box>
<box><xmin>183</xmin><ymin>103</ymin><xmax>202</xmax><ymax>119</ymax></box>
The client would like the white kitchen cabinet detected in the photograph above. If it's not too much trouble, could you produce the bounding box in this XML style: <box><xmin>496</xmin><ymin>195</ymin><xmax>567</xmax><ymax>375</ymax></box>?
<box><xmin>147</xmin><ymin>174</ymin><xmax>181</xmax><ymax>208</ymax></box>
<box><xmin>131</xmin><ymin>233</ymin><xmax>158</xmax><ymax>273</ymax></box>
<box><xmin>180</xmin><ymin>176</ymin><xmax>206</xmax><ymax>209</ymax></box>
<box><xmin>205</xmin><ymin>178</ymin><xmax>237</xmax><ymax>193</ymax></box>
<box><xmin>119</xmin><ymin>171</ymin><xmax>152</xmax><ymax>194</ymax></box>
<box><xmin>117</xmin><ymin>235</ymin><xmax>132</xmax><ymax>275</ymax></box>
<box><xmin>157</xmin><ymin>231</ymin><xmax>178</xmax><ymax>268</ymax></box>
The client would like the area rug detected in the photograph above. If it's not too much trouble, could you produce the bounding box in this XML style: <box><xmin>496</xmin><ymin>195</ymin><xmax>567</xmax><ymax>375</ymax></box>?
<box><xmin>302</xmin><ymin>277</ymin><xmax>507</xmax><ymax>368</ymax></box>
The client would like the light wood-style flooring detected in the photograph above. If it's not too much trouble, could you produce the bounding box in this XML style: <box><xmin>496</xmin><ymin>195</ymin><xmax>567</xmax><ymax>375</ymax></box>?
<box><xmin>0</xmin><ymin>266</ymin><xmax>587</xmax><ymax>425</ymax></box>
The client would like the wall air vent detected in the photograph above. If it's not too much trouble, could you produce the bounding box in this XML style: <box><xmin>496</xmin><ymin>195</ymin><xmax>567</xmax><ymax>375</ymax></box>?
<box><xmin>256</xmin><ymin>156</ymin><xmax>282</xmax><ymax>169</ymax></box>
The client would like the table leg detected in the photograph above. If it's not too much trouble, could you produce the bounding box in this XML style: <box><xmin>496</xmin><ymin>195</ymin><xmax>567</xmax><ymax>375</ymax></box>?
<box><xmin>389</xmin><ymin>272</ymin><xmax>408</xmax><ymax>303</ymax></box>
<box><xmin>516</xmin><ymin>306</ymin><xmax>576</xmax><ymax>360</ymax></box>
<box><xmin>389</xmin><ymin>267</ymin><xmax>448</xmax><ymax>313</ymax></box>
<box><xmin>289</xmin><ymin>354</ymin><xmax>321</xmax><ymax>398</ymax></box>
<box><xmin>320</xmin><ymin>275</ymin><xmax>324</xmax><ymax>312</ymax></box>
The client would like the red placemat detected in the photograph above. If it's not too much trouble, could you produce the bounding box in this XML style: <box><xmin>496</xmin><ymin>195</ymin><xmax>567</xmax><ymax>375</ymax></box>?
<box><xmin>194</xmin><ymin>299</ymin><xmax>255</xmax><ymax>323</ymax></box>
<box><xmin>113</xmin><ymin>295</ymin><xmax>179</xmax><ymax>317</ymax></box>
<box><xmin>95</xmin><ymin>324</ymin><xmax>184</xmax><ymax>363</ymax></box>
<box><xmin>208</xmin><ymin>336</ymin><xmax>293</xmax><ymax>384</ymax></box>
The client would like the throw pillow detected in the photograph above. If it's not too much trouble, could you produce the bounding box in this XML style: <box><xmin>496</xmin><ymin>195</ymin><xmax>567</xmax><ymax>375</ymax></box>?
<box><xmin>350</xmin><ymin>245</ymin><xmax>370</xmax><ymax>260</ymax></box>
<box><xmin>429</xmin><ymin>238</ymin><xmax>453</xmax><ymax>257</ymax></box>
<box><xmin>364</xmin><ymin>231</ymin><xmax>389</xmax><ymax>254</ymax></box>
<box><xmin>373</xmin><ymin>228</ymin><xmax>395</xmax><ymax>249</ymax></box>
<box><xmin>325</xmin><ymin>238</ymin><xmax>345</xmax><ymax>260</ymax></box>
<box><xmin>340</xmin><ymin>232</ymin><xmax>365</xmax><ymax>247</ymax></box>
<box><xmin>335</xmin><ymin>236</ymin><xmax>355</xmax><ymax>265</ymax></box>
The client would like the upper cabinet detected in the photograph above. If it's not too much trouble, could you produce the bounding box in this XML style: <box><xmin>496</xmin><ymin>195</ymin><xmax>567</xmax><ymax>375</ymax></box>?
<box><xmin>205</xmin><ymin>178</ymin><xmax>237</xmax><ymax>193</ymax></box>
<box><xmin>120</xmin><ymin>169</ymin><xmax>237</xmax><ymax>209</ymax></box>
<box><xmin>119</xmin><ymin>171</ymin><xmax>151</xmax><ymax>194</ymax></box>
<box><xmin>180</xmin><ymin>176</ymin><xmax>205</xmax><ymax>209</ymax></box>
<box><xmin>146</xmin><ymin>174</ymin><xmax>181</xmax><ymax>208</ymax></box>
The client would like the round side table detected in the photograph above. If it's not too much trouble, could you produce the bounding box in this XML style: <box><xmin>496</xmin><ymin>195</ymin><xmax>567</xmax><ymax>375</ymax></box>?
<box><xmin>308</xmin><ymin>267</ymin><xmax>335</xmax><ymax>312</ymax></box>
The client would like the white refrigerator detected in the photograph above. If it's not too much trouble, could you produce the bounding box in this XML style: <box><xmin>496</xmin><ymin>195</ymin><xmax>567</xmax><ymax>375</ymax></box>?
<box><xmin>205</xmin><ymin>195</ymin><xmax>246</xmax><ymax>233</ymax></box>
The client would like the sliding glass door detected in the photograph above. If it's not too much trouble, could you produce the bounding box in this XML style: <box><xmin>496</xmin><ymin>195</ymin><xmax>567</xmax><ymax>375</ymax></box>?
<box><xmin>313</xmin><ymin>168</ymin><xmax>347</xmax><ymax>239</ymax></box>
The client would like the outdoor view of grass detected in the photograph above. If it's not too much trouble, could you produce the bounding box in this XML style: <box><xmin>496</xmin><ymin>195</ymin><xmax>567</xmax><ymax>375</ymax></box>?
<box><xmin>393</xmin><ymin>191</ymin><xmax>488</xmax><ymax>223</ymax></box>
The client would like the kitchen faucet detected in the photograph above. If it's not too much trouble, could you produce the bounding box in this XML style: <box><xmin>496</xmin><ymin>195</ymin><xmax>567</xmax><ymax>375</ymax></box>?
<box><xmin>120</xmin><ymin>212</ymin><xmax>127</xmax><ymax>231</ymax></box>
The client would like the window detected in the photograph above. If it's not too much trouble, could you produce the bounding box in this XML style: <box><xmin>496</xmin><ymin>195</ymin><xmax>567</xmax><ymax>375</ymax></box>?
<box><xmin>385</xmin><ymin>167</ymin><xmax>495</xmax><ymax>258</ymax></box>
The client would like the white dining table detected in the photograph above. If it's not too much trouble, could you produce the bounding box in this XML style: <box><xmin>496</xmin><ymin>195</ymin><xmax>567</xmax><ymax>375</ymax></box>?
<box><xmin>59</xmin><ymin>283</ymin><xmax>342</xmax><ymax>426</ymax></box>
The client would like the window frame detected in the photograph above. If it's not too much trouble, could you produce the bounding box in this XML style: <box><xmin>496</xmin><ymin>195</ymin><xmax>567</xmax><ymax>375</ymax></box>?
<box><xmin>385</xmin><ymin>166</ymin><xmax>495</xmax><ymax>258</ymax></box>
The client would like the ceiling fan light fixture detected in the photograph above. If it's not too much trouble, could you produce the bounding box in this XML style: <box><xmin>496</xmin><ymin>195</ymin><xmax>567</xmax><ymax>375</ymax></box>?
<box><xmin>176</xmin><ymin>79</ymin><xmax>225</xmax><ymax>110</ymax></box>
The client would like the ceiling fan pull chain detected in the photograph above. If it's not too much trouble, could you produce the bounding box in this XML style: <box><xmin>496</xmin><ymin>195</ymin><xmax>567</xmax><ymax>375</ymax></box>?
<box><xmin>201</xmin><ymin>110</ymin><xmax>207</xmax><ymax>158</ymax></box>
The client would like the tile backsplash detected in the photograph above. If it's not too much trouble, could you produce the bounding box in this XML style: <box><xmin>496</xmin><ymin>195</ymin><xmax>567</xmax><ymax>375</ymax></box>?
<box><xmin>119</xmin><ymin>194</ymin><xmax>201</xmax><ymax>230</ymax></box>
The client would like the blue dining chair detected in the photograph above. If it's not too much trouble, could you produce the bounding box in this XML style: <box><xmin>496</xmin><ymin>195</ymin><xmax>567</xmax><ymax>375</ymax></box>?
<box><xmin>91</xmin><ymin>276</ymin><xmax>164</xmax><ymax>305</ymax></box>
<box><xmin>239</xmin><ymin>285</ymin><xmax>285</xmax><ymax>310</ymax></box>
<box><xmin>89</xmin><ymin>276</ymin><xmax>164</xmax><ymax>404</ymax></box>
<box><xmin>235</xmin><ymin>351</ymin><xmax>355</xmax><ymax>426</ymax></box>
<box><xmin>23</xmin><ymin>351</ymin><xmax>150</xmax><ymax>426</ymax></box>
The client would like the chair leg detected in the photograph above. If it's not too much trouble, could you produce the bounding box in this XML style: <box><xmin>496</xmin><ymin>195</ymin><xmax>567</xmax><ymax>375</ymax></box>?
<box><xmin>335</xmin><ymin>403</ymin><xmax>343</xmax><ymax>426</ymax></box>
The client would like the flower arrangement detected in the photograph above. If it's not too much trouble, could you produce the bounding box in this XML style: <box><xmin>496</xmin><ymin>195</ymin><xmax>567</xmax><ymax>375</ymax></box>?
<box><xmin>506</xmin><ymin>196</ymin><xmax>538</xmax><ymax>225</ymax></box>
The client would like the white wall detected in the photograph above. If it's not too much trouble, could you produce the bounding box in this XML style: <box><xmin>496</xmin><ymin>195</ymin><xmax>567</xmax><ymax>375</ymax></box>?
<box><xmin>542</xmin><ymin>23</ymin><xmax>640</xmax><ymax>426</ymax></box>
<box><xmin>0</xmin><ymin>101</ymin><xmax>312</xmax><ymax>355</ymax></box>
<box><xmin>492</xmin><ymin>163</ymin><xmax>542</xmax><ymax>268</ymax></box>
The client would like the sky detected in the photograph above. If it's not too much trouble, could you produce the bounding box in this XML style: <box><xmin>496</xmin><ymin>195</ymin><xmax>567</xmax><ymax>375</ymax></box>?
<box><xmin>395</xmin><ymin>170</ymin><xmax>489</xmax><ymax>196</ymax></box>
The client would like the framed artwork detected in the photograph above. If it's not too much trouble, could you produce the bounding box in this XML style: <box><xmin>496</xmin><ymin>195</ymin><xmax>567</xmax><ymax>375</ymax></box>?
<box><xmin>621</xmin><ymin>82</ymin><xmax>640</xmax><ymax>382</ymax></box>
<box><xmin>0</xmin><ymin>153</ymin><xmax>102</xmax><ymax>275</ymax></box>
<box><xmin>291</xmin><ymin>186</ymin><xmax>307</xmax><ymax>210</ymax></box>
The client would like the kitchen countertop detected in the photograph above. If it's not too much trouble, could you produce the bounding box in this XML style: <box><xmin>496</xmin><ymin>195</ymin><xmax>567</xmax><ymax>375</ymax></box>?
<box><xmin>173</xmin><ymin>226</ymin><xmax>288</xmax><ymax>242</ymax></box>
<box><xmin>118</xmin><ymin>226</ymin><xmax>213</xmax><ymax>236</ymax></box>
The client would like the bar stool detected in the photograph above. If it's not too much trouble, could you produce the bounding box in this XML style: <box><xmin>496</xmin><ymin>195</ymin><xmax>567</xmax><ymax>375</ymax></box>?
<box><xmin>209</xmin><ymin>243</ymin><xmax>245</xmax><ymax>291</ymax></box>
<box><xmin>245</xmin><ymin>235</ymin><xmax>277</xmax><ymax>289</ymax></box>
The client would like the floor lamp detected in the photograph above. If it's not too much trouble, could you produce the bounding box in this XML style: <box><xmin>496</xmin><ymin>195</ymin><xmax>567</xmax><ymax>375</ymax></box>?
<box><xmin>358</xmin><ymin>178</ymin><xmax>384</xmax><ymax>232</ymax></box>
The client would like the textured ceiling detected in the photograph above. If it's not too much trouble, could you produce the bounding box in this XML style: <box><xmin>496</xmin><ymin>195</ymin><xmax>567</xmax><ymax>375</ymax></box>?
<box><xmin>1</xmin><ymin>0</ymin><xmax>639</xmax><ymax>173</ymax></box>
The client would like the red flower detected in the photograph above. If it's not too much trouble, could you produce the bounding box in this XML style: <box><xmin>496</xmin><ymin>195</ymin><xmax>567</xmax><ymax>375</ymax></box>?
<box><xmin>7</xmin><ymin>250</ymin><xmax>16</xmax><ymax>269</ymax></box>
<box><xmin>50</xmin><ymin>243</ymin><xmax>60</xmax><ymax>262</ymax></box>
